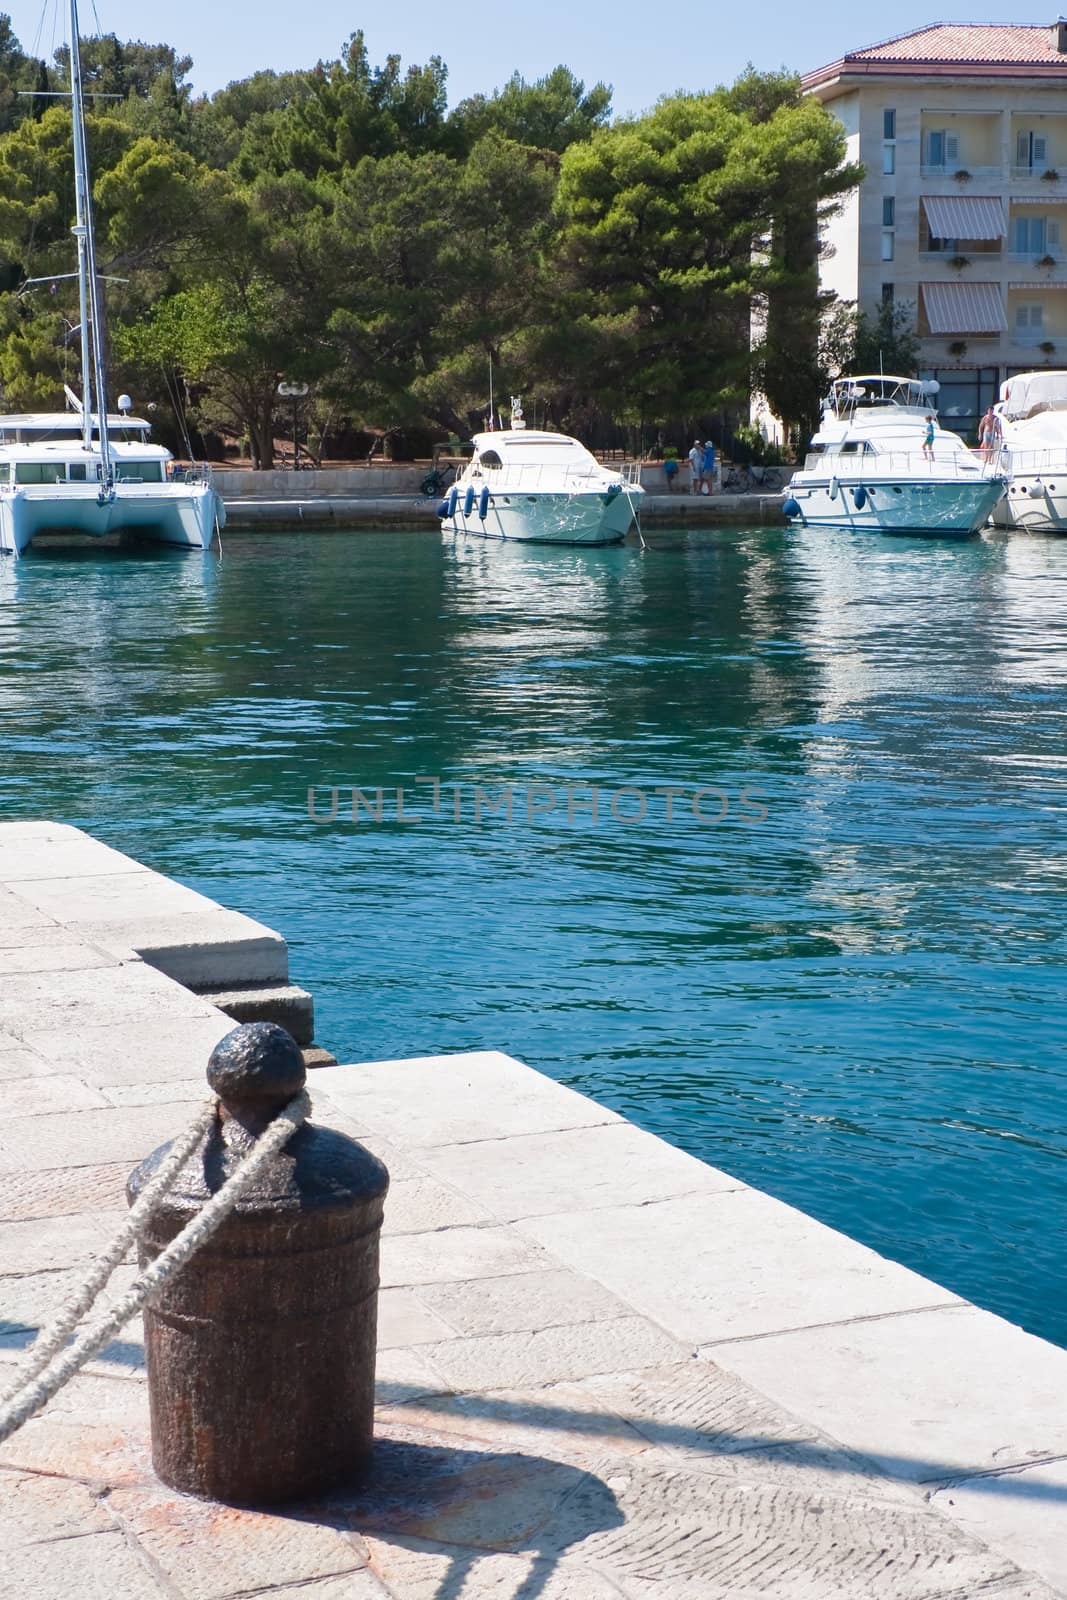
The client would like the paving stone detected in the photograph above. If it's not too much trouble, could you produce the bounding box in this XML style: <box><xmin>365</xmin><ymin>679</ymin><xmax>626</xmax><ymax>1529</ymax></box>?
<box><xmin>0</xmin><ymin>926</ymin><xmax>90</xmax><ymax>954</ymax></box>
<box><xmin>520</xmin><ymin>1188</ymin><xmax>958</xmax><ymax>1345</ymax></box>
<box><xmin>0</xmin><ymin>1467</ymin><xmax>113</xmax><ymax>1543</ymax></box>
<box><xmin>0</xmin><ymin>888</ymin><xmax>55</xmax><ymax>936</ymax></box>
<box><xmin>82</xmin><ymin>912</ymin><xmax>289</xmax><ymax>987</ymax></box>
<box><xmin>568</xmin><ymin>1360</ymin><xmax>923</xmax><ymax>1506</ymax></box>
<box><xmin>101</xmin><ymin>1078</ymin><xmax>207</xmax><ymax>1107</ymax></box>
<box><xmin>364</xmin><ymin>1535</ymin><xmax>628</xmax><ymax>1599</ymax></box>
<box><xmin>420</xmin><ymin>1318</ymin><xmax>689</xmax><ymax>1394</ymax></box>
<box><xmin>267</xmin><ymin>1575</ymin><xmax>393</xmax><ymax>1598</ymax></box>
<box><xmin>375</xmin><ymin>1345</ymin><xmax>454</xmax><ymax>1405</ymax></box>
<box><xmin>551</xmin><ymin>1457</ymin><xmax>1025</xmax><ymax>1598</ymax></box>
<box><xmin>0</xmin><ymin>1099</ymin><xmax>204</xmax><ymax>1174</ymax></box>
<box><xmin>22</xmin><ymin>1013</ymin><xmax>232</xmax><ymax>1086</ymax></box>
<box><xmin>418</xmin><ymin>1122</ymin><xmax>742</xmax><ymax>1222</ymax></box>
<box><xmin>0</xmin><ymin>830</ymin><xmax>146</xmax><ymax>883</ymax></box>
<box><xmin>377</xmin><ymin>1288</ymin><xmax>456</xmax><ymax>1350</ymax></box>
<box><xmin>380</xmin><ymin>1384</ymin><xmax>653</xmax><ymax>1471</ymax></box>
<box><xmin>11</xmin><ymin>869</ymin><xmax>226</xmax><ymax>924</ymax></box>
<box><xmin>0</xmin><ymin>1073</ymin><xmax>108</xmax><ymax>1118</ymax></box>
<box><xmin>321</xmin><ymin>1422</ymin><xmax>610</xmax><ymax>1554</ymax></box>
<box><xmin>382</xmin><ymin>1174</ymin><xmax>492</xmax><ymax>1236</ymax></box>
<box><xmin>0</xmin><ymin>1530</ymin><xmax>175</xmax><ymax>1600</ymax></box>
<box><xmin>0</xmin><ymin>1161</ymin><xmax>129</xmax><ymax>1221</ymax></box>
<box><xmin>314</xmin><ymin>1052</ymin><xmax>622</xmax><ymax>1146</ymax></box>
<box><xmin>381</xmin><ymin>1226</ymin><xmax>552</xmax><ymax>1289</ymax></box>
<box><xmin>0</xmin><ymin>1047</ymin><xmax>61</xmax><ymax>1083</ymax></box>
<box><xmin>417</xmin><ymin>1269</ymin><xmax>635</xmax><ymax>1339</ymax></box>
<box><xmin>107</xmin><ymin>1480</ymin><xmax>369</xmax><ymax>1600</ymax></box>
<box><xmin>708</xmin><ymin>1304</ymin><xmax>1067</xmax><ymax>1487</ymax></box>
<box><xmin>0</xmin><ymin>1210</ymin><xmax>123</xmax><ymax>1277</ymax></box>
<box><xmin>931</xmin><ymin>1459</ymin><xmax>1067</xmax><ymax>1597</ymax></box>
<box><xmin>0</xmin><ymin>942</ymin><xmax>119</xmax><ymax>974</ymax></box>
<box><xmin>0</xmin><ymin>963</ymin><xmax>216</xmax><ymax>1033</ymax></box>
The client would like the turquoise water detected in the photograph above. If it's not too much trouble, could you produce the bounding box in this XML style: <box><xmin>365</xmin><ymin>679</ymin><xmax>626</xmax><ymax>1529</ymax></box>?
<box><xmin>2</xmin><ymin>527</ymin><xmax>1066</xmax><ymax>1345</ymax></box>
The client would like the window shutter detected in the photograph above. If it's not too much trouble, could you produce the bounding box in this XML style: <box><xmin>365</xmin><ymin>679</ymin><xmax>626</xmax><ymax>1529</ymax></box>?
<box><xmin>1049</xmin><ymin>221</ymin><xmax>1061</xmax><ymax>247</ymax></box>
<box><xmin>945</xmin><ymin>133</ymin><xmax>959</xmax><ymax>163</ymax></box>
<box><xmin>1035</xmin><ymin>135</ymin><xmax>1048</xmax><ymax>163</ymax></box>
<box><xmin>1018</xmin><ymin>131</ymin><xmax>1030</xmax><ymax>165</ymax></box>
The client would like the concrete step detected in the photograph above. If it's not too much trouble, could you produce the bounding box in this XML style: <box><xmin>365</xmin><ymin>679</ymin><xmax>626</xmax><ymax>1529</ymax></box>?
<box><xmin>196</xmin><ymin>981</ymin><xmax>315</xmax><ymax>1047</ymax></box>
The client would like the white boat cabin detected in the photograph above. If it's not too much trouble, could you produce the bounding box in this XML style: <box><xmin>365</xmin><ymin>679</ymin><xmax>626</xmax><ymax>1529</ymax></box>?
<box><xmin>0</xmin><ymin>412</ymin><xmax>171</xmax><ymax>486</ymax></box>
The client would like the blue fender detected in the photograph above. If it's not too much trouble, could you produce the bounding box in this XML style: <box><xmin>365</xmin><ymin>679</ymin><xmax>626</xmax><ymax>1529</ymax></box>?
<box><xmin>436</xmin><ymin>499</ymin><xmax>450</xmax><ymax>519</ymax></box>
<box><xmin>446</xmin><ymin>487</ymin><xmax>458</xmax><ymax>518</ymax></box>
<box><xmin>603</xmin><ymin>483</ymin><xmax>622</xmax><ymax>505</ymax></box>
<box><xmin>828</xmin><ymin>476</ymin><xmax>839</xmax><ymax>501</ymax></box>
<box><xmin>463</xmin><ymin>485</ymin><xmax>476</xmax><ymax>517</ymax></box>
<box><xmin>478</xmin><ymin>485</ymin><xmax>490</xmax><ymax>519</ymax></box>
<box><xmin>852</xmin><ymin>485</ymin><xmax>867</xmax><ymax>510</ymax></box>
<box><xmin>782</xmin><ymin>496</ymin><xmax>802</xmax><ymax>519</ymax></box>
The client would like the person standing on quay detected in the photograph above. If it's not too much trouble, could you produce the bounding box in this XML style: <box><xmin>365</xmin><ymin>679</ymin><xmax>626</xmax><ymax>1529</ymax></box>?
<box><xmin>689</xmin><ymin>440</ymin><xmax>703</xmax><ymax>493</ymax></box>
<box><xmin>702</xmin><ymin>439</ymin><xmax>717</xmax><ymax>493</ymax></box>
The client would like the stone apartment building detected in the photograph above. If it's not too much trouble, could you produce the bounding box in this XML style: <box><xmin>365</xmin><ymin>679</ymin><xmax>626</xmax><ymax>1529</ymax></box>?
<box><xmin>803</xmin><ymin>21</ymin><xmax>1067</xmax><ymax>439</ymax></box>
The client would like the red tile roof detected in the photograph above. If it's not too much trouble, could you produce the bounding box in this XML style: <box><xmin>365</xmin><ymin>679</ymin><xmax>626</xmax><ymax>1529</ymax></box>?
<box><xmin>804</xmin><ymin>22</ymin><xmax>1067</xmax><ymax>87</ymax></box>
<box><xmin>853</xmin><ymin>23</ymin><xmax>1065</xmax><ymax>64</ymax></box>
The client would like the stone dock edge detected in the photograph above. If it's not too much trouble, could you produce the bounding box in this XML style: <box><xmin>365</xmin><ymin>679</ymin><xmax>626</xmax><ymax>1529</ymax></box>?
<box><xmin>0</xmin><ymin>820</ymin><xmax>1064</xmax><ymax>1597</ymax></box>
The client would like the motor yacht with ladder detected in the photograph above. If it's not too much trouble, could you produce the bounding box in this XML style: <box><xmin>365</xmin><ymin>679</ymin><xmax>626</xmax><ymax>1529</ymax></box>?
<box><xmin>783</xmin><ymin>376</ymin><xmax>1006</xmax><ymax>537</ymax></box>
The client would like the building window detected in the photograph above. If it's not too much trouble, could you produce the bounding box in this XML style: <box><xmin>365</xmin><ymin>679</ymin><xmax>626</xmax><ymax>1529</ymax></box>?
<box><xmin>1017</xmin><ymin>131</ymin><xmax>1048</xmax><ymax>171</ymax></box>
<box><xmin>1013</xmin><ymin>215</ymin><xmax>1058</xmax><ymax>254</ymax></box>
<box><xmin>924</xmin><ymin>130</ymin><xmax>959</xmax><ymax>168</ymax></box>
<box><xmin>881</xmin><ymin>283</ymin><xmax>894</xmax><ymax>305</ymax></box>
<box><xmin>881</xmin><ymin>231</ymin><xmax>895</xmax><ymax>262</ymax></box>
<box><xmin>882</xmin><ymin>143</ymin><xmax>895</xmax><ymax>175</ymax></box>
<box><xmin>883</xmin><ymin>109</ymin><xmax>896</xmax><ymax>140</ymax></box>
<box><xmin>1015</xmin><ymin>303</ymin><xmax>1045</xmax><ymax>330</ymax></box>
<box><xmin>883</xmin><ymin>197</ymin><xmax>895</xmax><ymax>226</ymax></box>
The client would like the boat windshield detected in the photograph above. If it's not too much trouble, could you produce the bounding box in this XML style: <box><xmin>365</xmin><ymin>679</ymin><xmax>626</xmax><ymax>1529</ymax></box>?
<box><xmin>830</xmin><ymin>376</ymin><xmax>938</xmax><ymax>417</ymax></box>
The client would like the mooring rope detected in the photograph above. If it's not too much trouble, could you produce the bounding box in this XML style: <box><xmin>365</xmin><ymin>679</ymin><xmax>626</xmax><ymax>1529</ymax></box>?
<box><xmin>0</xmin><ymin>1089</ymin><xmax>310</xmax><ymax>1447</ymax></box>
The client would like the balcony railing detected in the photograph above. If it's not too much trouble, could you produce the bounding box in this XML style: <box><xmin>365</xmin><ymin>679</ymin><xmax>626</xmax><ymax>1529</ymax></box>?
<box><xmin>919</xmin><ymin>164</ymin><xmax>1004</xmax><ymax>181</ymax></box>
<box><xmin>1011</xmin><ymin>166</ymin><xmax>1065</xmax><ymax>183</ymax></box>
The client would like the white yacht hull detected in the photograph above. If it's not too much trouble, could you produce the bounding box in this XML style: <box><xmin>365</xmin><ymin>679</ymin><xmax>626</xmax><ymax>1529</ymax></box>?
<box><xmin>785</xmin><ymin>475</ymin><xmax>1004</xmax><ymax>536</ymax></box>
<box><xmin>443</xmin><ymin>488</ymin><xmax>640</xmax><ymax>546</ymax></box>
<box><xmin>0</xmin><ymin>482</ymin><xmax>224</xmax><ymax>556</ymax></box>
<box><xmin>992</xmin><ymin>450</ymin><xmax>1067</xmax><ymax>532</ymax></box>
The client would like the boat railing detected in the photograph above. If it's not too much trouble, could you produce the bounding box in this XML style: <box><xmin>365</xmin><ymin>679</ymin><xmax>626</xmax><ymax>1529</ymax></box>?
<box><xmin>997</xmin><ymin>445</ymin><xmax>1067</xmax><ymax>475</ymax></box>
<box><xmin>169</xmin><ymin>462</ymin><xmax>216</xmax><ymax>487</ymax></box>
<box><xmin>470</xmin><ymin>463</ymin><xmax>638</xmax><ymax>494</ymax></box>
<box><xmin>819</xmin><ymin>451</ymin><xmax>1004</xmax><ymax>480</ymax></box>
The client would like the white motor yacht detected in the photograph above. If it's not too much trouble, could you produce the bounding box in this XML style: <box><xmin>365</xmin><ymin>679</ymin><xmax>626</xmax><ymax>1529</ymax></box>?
<box><xmin>783</xmin><ymin>376</ymin><xmax>1005</xmax><ymax>537</ymax></box>
<box><xmin>0</xmin><ymin>0</ymin><xmax>224</xmax><ymax>558</ymax></box>
<box><xmin>992</xmin><ymin>370</ymin><xmax>1067</xmax><ymax>532</ymax></box>
<box><xmin>439</xmin><ymin>402</ymin><xmax>643</xmax><ymax>546</ymax></box>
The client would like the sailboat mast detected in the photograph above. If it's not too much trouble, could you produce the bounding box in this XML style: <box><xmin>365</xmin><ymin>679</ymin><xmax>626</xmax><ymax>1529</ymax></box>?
<box><xmin>67</xmin><ymin>0</ymin><xmax>111</xmax><ymax>485</ymax></box>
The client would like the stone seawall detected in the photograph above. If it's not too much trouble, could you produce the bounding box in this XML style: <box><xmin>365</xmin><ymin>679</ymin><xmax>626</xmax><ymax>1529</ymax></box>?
<box><xmin>222</xmin><ymin>492</ymin><xmax>787</xmax><ymax>530</ymax></box>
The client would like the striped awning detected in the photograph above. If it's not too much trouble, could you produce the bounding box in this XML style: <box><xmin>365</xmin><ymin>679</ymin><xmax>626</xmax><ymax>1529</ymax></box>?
<box><xmin>921</xmin><ymin>195</ymin><xmax>1006</xmax><ymax>239</ymax></box>
<box><xmin>921</xmin><ymin>281</ymin><xmax>1007</xmax><ymax>334</ymax></box>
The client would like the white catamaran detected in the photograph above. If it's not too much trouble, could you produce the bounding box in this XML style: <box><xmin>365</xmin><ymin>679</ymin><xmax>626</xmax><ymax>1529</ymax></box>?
<box><xmin>0</xmin><ymin>0</ymin><xmax>224</xmax><ymax>558</ymax></box>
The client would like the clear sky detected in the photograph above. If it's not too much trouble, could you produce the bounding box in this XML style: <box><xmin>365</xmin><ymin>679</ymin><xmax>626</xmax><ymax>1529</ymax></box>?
<box><xmin>4</xmin><ymin>0</ymin><xmax>1057</xmax><ymax>111</ymax></box>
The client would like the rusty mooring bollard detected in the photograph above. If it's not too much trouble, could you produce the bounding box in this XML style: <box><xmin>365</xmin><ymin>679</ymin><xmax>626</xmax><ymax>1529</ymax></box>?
<box><xmin>126</xmin><ymin>1022</ymin><xmax>389</xmax><ymax>1505</ymax></box>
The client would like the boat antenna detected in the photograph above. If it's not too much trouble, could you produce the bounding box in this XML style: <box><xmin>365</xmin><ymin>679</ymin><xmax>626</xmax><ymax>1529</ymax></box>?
<box><xmin>488</xmin><ymin>350</ymin><xmax>494</xmax><ymax>431</ymax></box>
<box><xmin>67</xmin><ymin>0</ymin><xmax>112</xmax><ymax>492</ymax></box>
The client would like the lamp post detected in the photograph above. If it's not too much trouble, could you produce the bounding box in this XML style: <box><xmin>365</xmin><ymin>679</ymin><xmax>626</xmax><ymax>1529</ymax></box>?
<box><xmin>277</xmin><ymin>381</ymin><xmax>309</xmax><ymax>471</ymax></box>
